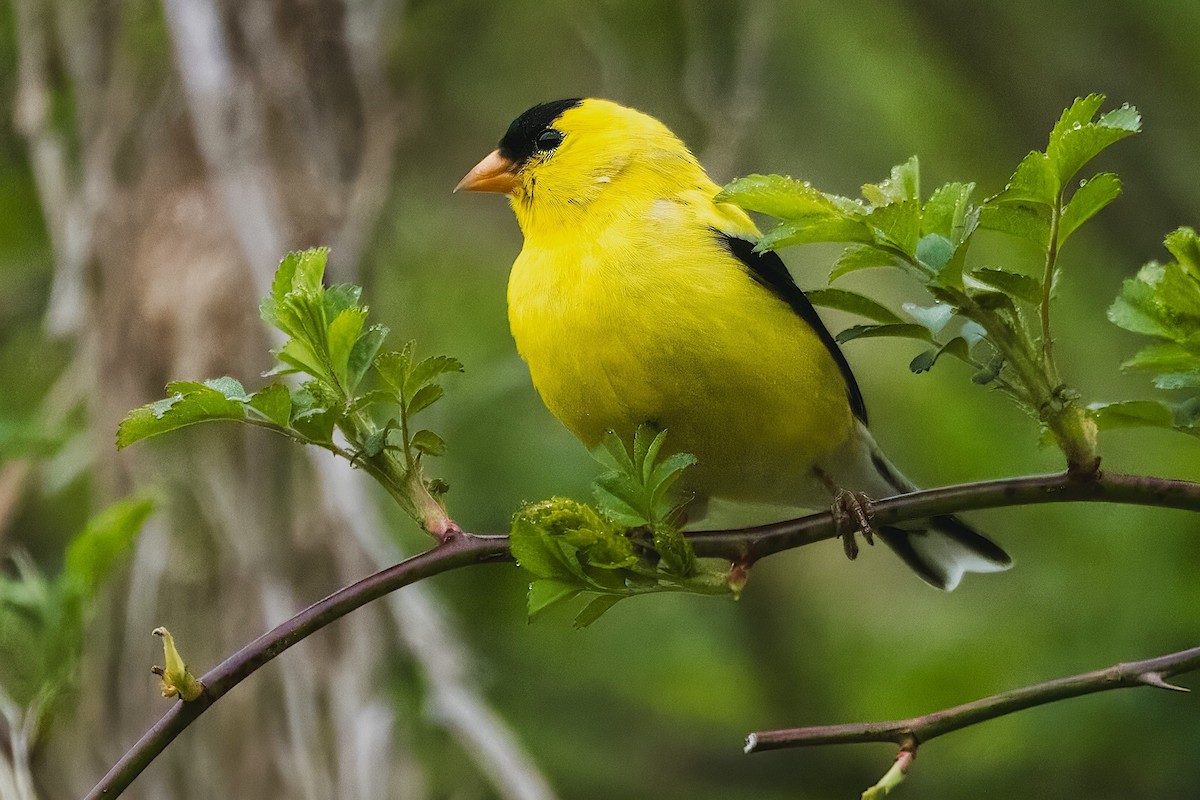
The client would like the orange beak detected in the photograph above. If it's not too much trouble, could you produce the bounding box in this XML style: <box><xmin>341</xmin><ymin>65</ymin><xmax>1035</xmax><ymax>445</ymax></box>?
<box><xmin>455</xmin><ymin>149</ymin><xmax>519</xmax><ymax>193</ymax></box>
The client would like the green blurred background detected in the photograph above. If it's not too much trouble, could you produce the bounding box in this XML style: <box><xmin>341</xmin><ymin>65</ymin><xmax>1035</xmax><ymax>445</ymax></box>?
<box><xmin>1</xmin><ymin>1</ymin><xmax>1198</xmax><ymax>798</ymax></box>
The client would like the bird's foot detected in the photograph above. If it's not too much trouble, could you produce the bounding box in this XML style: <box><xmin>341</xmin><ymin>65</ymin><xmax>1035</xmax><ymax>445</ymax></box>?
<box><xmin>831</xmin><ymin>489</ymin><xmax>875</xmax><ymax>560</ymax></box>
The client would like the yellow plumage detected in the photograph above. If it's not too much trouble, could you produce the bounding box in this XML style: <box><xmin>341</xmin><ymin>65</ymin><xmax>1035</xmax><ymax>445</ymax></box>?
<box><xmin>458</xmin><ymin>98</ymin><xmax>1011</xmax><ymax>589</ymax></box>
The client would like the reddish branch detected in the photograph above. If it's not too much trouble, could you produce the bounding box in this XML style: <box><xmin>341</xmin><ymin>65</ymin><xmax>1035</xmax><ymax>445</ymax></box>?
<box><xmin>85</xmin><ymin>470</ymin><xmax>1200</xmax><ymax>799</ymax></box>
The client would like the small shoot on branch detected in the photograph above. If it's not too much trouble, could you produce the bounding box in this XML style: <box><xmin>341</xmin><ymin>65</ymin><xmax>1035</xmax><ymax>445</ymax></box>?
<box><xmin>510</xmin><ymin>427</ymin><xmax>733</xmax><ymax>628</ymax></box>
<box><xmin>116</xmin><ymin>248</ymin><xmax>462</xmax><ymax>537</ymax></box>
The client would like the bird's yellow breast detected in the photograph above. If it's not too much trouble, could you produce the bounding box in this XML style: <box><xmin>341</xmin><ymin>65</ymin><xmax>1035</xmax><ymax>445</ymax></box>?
<box><xmin>507</xmin><ymin>193</ymin><xmax>854</xmax><ymax>503</ymax></box>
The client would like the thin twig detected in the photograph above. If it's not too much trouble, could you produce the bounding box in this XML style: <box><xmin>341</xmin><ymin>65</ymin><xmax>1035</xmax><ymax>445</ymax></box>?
<box><xmin>744</xmin><ymin>644</ymin><xmax>1200</xmax><ymax>753</ymax></box>
<box><xmin>84</xmin><ymin>470</ymin><xmax>1200</xmax><ymax>798</ymax></box>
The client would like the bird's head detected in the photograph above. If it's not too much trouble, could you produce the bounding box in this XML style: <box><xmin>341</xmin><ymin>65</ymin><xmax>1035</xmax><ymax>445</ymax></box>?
<box><xmin>456</xmin><ymin>98</ymin><xmax>707</xmax><ymax>235</ymax></box>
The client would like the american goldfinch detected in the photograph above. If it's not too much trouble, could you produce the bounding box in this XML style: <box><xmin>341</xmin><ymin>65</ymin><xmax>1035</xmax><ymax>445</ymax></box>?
<box><xmin>457</xmin><ymin>98</ymin><xmax>1011</xmax><ymax>590</ymax></box>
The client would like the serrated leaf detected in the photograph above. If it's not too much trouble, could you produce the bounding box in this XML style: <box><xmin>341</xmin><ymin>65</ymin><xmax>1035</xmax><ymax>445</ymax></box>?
<box><xmin>410</xmin><ymin>429</ymin><xmax>446</xmax><ymax>457</ymax></box>
<box><xmin>990</xmin><ymin>151</ymin><xmax>1057</xmax><ymax>206</ymax></box>
<box><xmin>290</xmin><ymin>406</ymin><xmax>339</xmax><ymax>444</ymax></box>
<box><xmin>641</xmin><ymin>429</ymin><xmax>668</xmax><ymax>486</ymax></box>
<box><xmin>805</xmin><ymin>289</ymin><xmax>902</xmax><ymax>324</ymax></box>
<box><xmin>572</xmin><ymin>594</ymin><xmax>623</xmax><ymax>629</ymax></box>
<box><xmin>274</xmin><ymin>338</ymin><xmax>328</xmax><ymax>382</ymax></box>
<box><xmin>291</xmin><ymin>247</ymin><xmax>329</xmax><ymax>295</ymax></box>
<box><xmin>592</xmin><ymin>431</ymin><xmax>636</xmax><ymax>475</ymax></box>
<box><xmin>510</xmin><ymin>515</ymin><xmax>573</xmax><ymax>580</ymax></box>
<box><xmin>407</xmin><ymin>384</ymin><xmax>445</xmax><ymax>416</ymax></box>
<box><xmin>829</xmin><ymin>245</ymin><xmax>902</xmax><ymax>281</ymax></box>
<box><xmin>970</xmin><ymin>268</ymin><xmax>1043</xmax><ymax>305</ymax></box>
<box><xmin>835</xmin><ymin>323</ymin><xmax>934</xmax><ymax>344</ymax></box>
<box><xmin>1153</xmin><ymin>371</ymin><xmax>1200</xmax><ymax>389</ymax></box>
<box><xmin>347</xmin><ymin>324</ymin><xmax>388</xmax><ymax>393</ymax></box>
<box><xmin>922</xmin><ymin>182</ymin><xmax>976</xmax><ymax>239</ymax></box>
<box><xmin>405</xmin><ymin>355</ymin><xmax>465</xmax><ymax>398</ymax></box>
<box><xmin>1166</xmin><ymin>227</ymin><xmax>1200</xmax><ymax>279</ymax></box>
<box><xmin>1059</xmin><ymin>173</ymin><xmax>1121</xmax><ymax>245</ymax></box>
<box><xmin>117</xmin><ymin>384</ymin><xmax>248</xmax><ymax>448</ymax></box>
<box><xmin>1047</xmin><ymin>98</ymin><xmax>1140</xmax><ymax>185</ymax></box>
<box><xmin>247</xmin><ymin>383</ymin><xmax>292</xmax><ymax>427</ymax></box>
<box><xmin>717</xmin><ymin>174</ymin><xmax>849</xmax><ymax>219</ymax></box>
<box><xmin>1121</xmin><ymin>341</ymin><xmax>1200</xmax><ymax>374</ymax></box>
<box><xmin>862</xmin><ymin>156</ymin><xmax>919</xmax><ymax>206</ymax></box>
<box><xmin>327</xmin><ymin>307</ymin><xmax>367</xmax><ymax>389</ymax></box>
<box><xmin>374</xmin><ymin>348</ymin><xmax>413</xmax><ymax>393</ymax></box>
<box><xmin>1089</xmin><ymin>400</ymin><xmax>1175</xmax><ymax>431</ymax></box>
<box><xmin>866</xmin><ymin>201</ymin><xmax>921</xmax><ymax>254</ymax></box>
<box><xmin>978</xmin><ymin>203</ymin><xmax>1052</xmax><ymax>249</ymax></box>
<box><xmin>758</xmin><ymin>217</ymin><xmax>874</xmax><ymax>251</ymax></box>
<box><xmin>63</xmin><ymin>497</ymin><xmax>154</xmax><ymax>599</ymax></box>
<box><xmin>592</xmin><ymin>474</ymin><xmax>650</xmax><ymax>528</ymax></box>
<box><xmin>201</xmin><ymin>377</ymin><xmax>250</xmax><ymax>401</ymax></box>
<box><xmin>323</xmin><ymin>284</ymin><xmax>362</xmax><ymax>321</ymax></box>
<box><xmin>528</xmin><ymin>579</ymin><xmax>582</xmax><ymax>620</ymax></box>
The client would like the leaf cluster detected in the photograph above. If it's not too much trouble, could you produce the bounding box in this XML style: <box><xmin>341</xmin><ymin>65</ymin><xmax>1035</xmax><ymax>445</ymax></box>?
<box><xmin>510</xmin><ymin>428</ymin><xmax>729</xmax><ymax>628</ymax></box>
<box><xmin>0</xmin><ymin>498</ymin><xmax>152</xmax><ymax>726</ymax></box>
<box><xmin>1101</xmin><ymin>227</ymin><xmax>1200</xmax><ymax>436</ymax></box>
<box><xmin>117</xmin><ymin>249</ymin><xmax>461</xmax><ymax>530</ymax></box>
<box><xmin>718</xmin><ymin>95</ymin><xmax>1148</xmax><ymax>466</ymax></box>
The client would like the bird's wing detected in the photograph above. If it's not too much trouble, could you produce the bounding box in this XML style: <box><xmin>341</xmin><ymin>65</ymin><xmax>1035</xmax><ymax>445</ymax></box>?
<box><xmin>715</xmin><ymin>232</ymin><xmax>868</xmax><ymax>424</ymax></box>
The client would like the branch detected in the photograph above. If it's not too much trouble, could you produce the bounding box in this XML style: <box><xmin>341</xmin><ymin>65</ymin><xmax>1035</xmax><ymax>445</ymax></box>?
<box><xmin>85</xmin><ymin>470</ymin><xmax>1200</xmax><ymax>798</ymax></box>
<box><xmin>744</xmin><ymin>645</ymin><xmax>1200</xmax><ymax>791</ymax></box>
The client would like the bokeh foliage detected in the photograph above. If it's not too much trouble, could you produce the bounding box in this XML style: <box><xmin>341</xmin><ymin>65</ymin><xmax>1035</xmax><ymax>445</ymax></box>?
<box><xmin>2</xmin><ymin>2</ymin><xmax>1200</xmax><ymax>799</ymax></box>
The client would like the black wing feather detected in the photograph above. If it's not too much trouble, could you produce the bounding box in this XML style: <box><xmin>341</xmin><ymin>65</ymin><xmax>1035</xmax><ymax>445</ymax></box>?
<box><xmin>716</xmin><ymin>233</ymin><xmax>868</xmax><ymax>423</ymax></box>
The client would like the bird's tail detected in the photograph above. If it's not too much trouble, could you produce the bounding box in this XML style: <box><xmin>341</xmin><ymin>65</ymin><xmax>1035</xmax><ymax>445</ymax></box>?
<box><xmin>858</xmin><ymin>431</ymin><xmax>1012</xmax><ymax>591</ymax></box>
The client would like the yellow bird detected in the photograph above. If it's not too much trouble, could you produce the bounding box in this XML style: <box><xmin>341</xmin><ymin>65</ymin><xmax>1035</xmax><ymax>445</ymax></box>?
<box><xmin>457</xmin><ymin>98</ymin><xmax>1011</xmax><ymax>589</ymax></box>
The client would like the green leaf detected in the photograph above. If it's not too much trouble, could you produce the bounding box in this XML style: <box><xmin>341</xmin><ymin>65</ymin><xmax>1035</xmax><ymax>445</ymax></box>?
<box><xmin>291</xmin><ymin>406</ymin><xmax>339</xmax><ymax>444</ymax></box>
<box><xmin>528</xmin><ymin>579</ymin><xmax>582</xmax><ymax>621</ymax></box>
<box><xmin>347</xmin><ymin>324</ymin><xmax>388</xmax><ymax>393</ymax></box>
<box><xmin>970</xmin><ymin>268</ymin><xmax>1043</xmax><ymax>305</ymax></box>
<box><xmin>866</xmin><ymin>201</ymin><xmax>921</xmax><ymax>254</ymax></box>
<box><xmin>829</xmin><ymin>245</ymin><xmax>902</xmax><ymax>281</ymax></box>
<box><xmin>909</xmin><ymin>337</ymin><xmax>970</xmax><ymax>374</ymax></box>
<box><xmin>273</xmin><ymin>338</ymin><xmax>328</xmax><ymax>382</ymax></box>
<box><xmin>990</xmin><ymin>151</ymin><xmax>1057</xmax><ymax>206</ymax></box>
<box><xmin>805</xmin><ymin>288</ymin><xmax>903</xmax><ymax>324</ymax></box>
<box><xmin>1059</xmin><ymin>173</ymin><xmax>1121</xmax><ymax>245</ymax></box>
<box><xmin>1166</xmin><ymin>227</ymin><xmax>1200</xmax><ymax>279</ymax></box>
<box><xmin>835</xmin><ymin>323</ymin><xmax>934</xmax><ymax>344</ymax></box>
<box><xmin>862</xmin><ymin>156</ymin><xmax>919</xmax><ymax>206</ymax></box>
<box><xmin>716</xmin><ymin>174</ymin><xmax>851</xmax><ymax>219</ymax></box>
<box><xmin>758</xmin><ymin>217</ymin><xmax>874</xmax><ymax>251</ymax></box>
<box><xmin>247</xmin><ymin>383</ymin><xmax>292</xmax><ymax>428</ymax></box>
<box><xmin>407</xmin><ymin>383</ymin><xmax>445</xmax><ymax>415</ymax></box>
<box><xmin>592</xmin><ymin>474</ymin><xmax>650</xmax><ymax>527</ymax></box>
<box><xmin>1047</xmin><ymin>98</ymin><xmax>1140</xmax><ymax>185</ymax></box>
<box><xmin>978</xmin><ymin>203</ymin><xmax>1052</xmax><ymax>249</ymax></box>
<box><xmin>323</xmin><ymin>283</ymin><xmax>362</xmax><ymax>320</ymax></box>
<box><xmin>117</xmin><ymin>382</ymin><xmax>248</xmax><ymax>448</ymax></box>
<box><xmin>510</xmin><ymin>514</ymin><xmax>572</xmax><ymax>580</ymax></box>
<box><xmin>573</xmin><ymin>594</ymin><xmax>623</xmax><ymax>629</ymax></box>
<box><xmin>410</xmin><ymin>429</ymin><xmax>446</xmax><ymax>457</ymax></box>
<box><xmin>63</xmin><ymin>497</ymin><xmax>154</xmax><ymax>599</ymax></box>
<box><xmin>1121</xmin><ymin>342</ymin><xmax>1200</xmax><ymax>375</ymax></box>
<box><xmin>375</xmin><ymin>346</ymin><xmax>414</xmax><ymax>394</ymax></box>
<box><xmin>1108</xmin><ymin>268</ymin><xmax>1184</xmax><ymax>339</ymax></box>
<box><xmin>922</xmin><ymin>182</ymin><xmax>976</xmax><ymax>239</ymax></box>
<box><xmin>915</xmin><ymin>233</ymin><xmax>955</xmax><ymax>273</ymax></box>
<box><xmin>1088</xmin><ymin>400</ymin><xmax>1175</xmax><ymax>432</ymax></box>
<box><xmin>405</xmin><ymin>355</ymin><xmax>465</xmax><ymax>398</ymax></box>
<box><xmin>327</xmin><ymin>307</ymin><xmax>367</xmax><ymax>390</ymax></box>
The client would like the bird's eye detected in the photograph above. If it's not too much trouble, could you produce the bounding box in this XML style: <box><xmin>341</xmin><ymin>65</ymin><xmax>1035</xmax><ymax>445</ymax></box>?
<box><xmin>535</xmin><ymin>129</ymin><xmax>564</xmax><ymax>152</ymax></box>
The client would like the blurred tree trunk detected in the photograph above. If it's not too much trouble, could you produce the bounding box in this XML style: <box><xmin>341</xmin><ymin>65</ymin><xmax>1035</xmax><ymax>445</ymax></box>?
<box><xmin>12</xmin><ymin>1</ymin><xmax>554</xmax><ymax>798</ymax></box>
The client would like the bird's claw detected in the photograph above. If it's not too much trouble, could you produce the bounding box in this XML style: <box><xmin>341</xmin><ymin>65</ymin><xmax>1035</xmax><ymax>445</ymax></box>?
<box><xmin>831</xmin><ymin>489</ymin><xmax>875</xmax><ymax>560</ymax></box>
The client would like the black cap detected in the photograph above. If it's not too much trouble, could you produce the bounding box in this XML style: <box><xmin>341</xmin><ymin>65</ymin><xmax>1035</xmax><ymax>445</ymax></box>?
<box><xmin>498</xmin><ymin>99</ymin><xmax>583</xmax><ymax>163</ymax></box>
